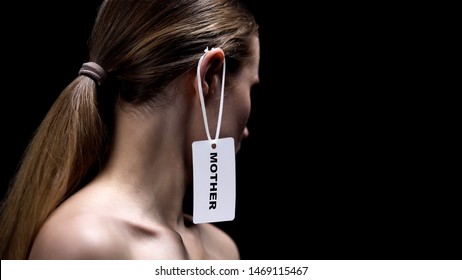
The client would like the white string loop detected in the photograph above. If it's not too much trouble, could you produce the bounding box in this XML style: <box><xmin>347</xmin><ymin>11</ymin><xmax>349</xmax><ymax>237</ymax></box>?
<box><xmin>196</xmin><ymin>47</ymin><xmax>226</xmax><ymax>145</ymax></box>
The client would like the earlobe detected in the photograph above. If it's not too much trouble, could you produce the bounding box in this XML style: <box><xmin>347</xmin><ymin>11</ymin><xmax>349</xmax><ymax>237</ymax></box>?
<box><xmin>196</xmin><ymin>48</ymin><xmax>225</xmax><ymax>98</ymax></box>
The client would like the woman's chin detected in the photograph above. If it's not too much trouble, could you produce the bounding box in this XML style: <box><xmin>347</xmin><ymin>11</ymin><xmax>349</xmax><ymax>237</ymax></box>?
<box><xmin>235</xmin><ymin>127</ymin><xmax>249</xmax><ymax>153</ymax></box>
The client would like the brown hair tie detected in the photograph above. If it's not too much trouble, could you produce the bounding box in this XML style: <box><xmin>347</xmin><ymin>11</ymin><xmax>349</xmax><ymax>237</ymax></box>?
<box><xmin>78</xmin><ymin>62</ymin><xmax>107</xmax><ymax>86</ymax></box>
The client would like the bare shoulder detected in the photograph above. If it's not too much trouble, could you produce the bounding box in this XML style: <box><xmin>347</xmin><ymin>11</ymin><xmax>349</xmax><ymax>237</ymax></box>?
<box><xmin>184</xmin><ymin>214</ymin><xmax>240</xmax><ymax>259</ymax></box>
<box><xmin>29</xmin><ymin>213</ymin><xmax>129</xmax><ymax>259</ymax></box>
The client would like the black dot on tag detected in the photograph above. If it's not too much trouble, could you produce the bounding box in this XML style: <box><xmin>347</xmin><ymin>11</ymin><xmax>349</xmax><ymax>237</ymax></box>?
<box><xmin>211</xmin><ymin>143</ymin><xmax>217</xmax><ymax>149</ymax></box>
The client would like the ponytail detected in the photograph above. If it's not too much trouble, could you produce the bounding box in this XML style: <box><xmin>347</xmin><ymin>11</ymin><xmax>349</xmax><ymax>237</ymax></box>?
<box><xmin>0</xmin><ymin>71</ymin><xmax>106</xmax><ymax>259</ymax></box>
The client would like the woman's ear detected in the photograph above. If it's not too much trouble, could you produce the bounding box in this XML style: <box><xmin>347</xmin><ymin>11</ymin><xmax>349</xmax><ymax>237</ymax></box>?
<box><xmin>195</xmin><ymin>48</ymin><xmax>225</xmax><ymax>98</ymax></box>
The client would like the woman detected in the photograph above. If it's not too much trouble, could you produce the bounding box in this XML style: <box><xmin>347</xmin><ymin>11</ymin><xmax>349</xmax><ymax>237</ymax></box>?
<box><xmin>0</xmin><ymin>0</ymin><xmax>259</xmax><ymax>259</ymax></box>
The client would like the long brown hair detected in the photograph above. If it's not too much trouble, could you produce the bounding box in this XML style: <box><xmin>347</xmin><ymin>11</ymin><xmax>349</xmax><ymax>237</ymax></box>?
<box><xmin>0</xmin><ymin>0</ymin><xmax>258</xmax><ymax>259</ymax></box>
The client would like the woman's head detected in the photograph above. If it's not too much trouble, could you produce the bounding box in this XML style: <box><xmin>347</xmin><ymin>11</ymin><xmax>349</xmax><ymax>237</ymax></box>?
<box><xmin>88</xmin><ymin>0</ymin><xmax>258</xmax><ymax>107</ymax></box>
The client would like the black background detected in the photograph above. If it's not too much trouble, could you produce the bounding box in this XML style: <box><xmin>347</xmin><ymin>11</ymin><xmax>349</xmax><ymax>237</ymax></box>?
<box><xmin>1</xmin><ymin>2</ymin><xmax>460</xmax><ymax>260</ymax></box>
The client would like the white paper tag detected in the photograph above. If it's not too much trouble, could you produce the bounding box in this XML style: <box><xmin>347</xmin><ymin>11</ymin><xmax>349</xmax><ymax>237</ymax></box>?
<box><xmin>192</xmin><ymin>137</ymin><xmax>236</xmax><ymax>224</ymax></box>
